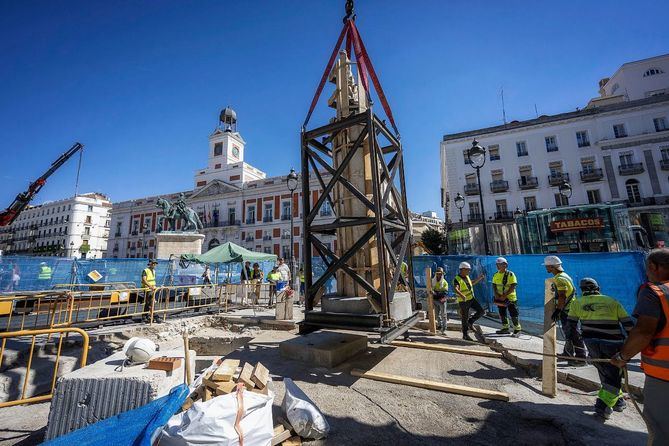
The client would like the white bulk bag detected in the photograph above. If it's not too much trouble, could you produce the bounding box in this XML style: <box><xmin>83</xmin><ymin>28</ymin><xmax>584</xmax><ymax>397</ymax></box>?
<box><xmin>282</xmin><ymin>378</ymin><xmax>330</xmax><ymax>440</ymax></box>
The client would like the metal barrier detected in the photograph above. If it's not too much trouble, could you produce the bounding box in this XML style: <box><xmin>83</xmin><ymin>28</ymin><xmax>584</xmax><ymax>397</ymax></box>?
<box><xmin>0</xmin><ymin>327</ymin><xmax>89</xmax><ymax>408</ymax></box>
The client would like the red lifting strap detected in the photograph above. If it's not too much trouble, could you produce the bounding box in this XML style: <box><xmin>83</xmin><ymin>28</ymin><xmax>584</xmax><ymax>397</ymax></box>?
<box><xmin>303</xmin><ymin>19</ymin><xmax>399</xmax><ymax>136</ymax></box>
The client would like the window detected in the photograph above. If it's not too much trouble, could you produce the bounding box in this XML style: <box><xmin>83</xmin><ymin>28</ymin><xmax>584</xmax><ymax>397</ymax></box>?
<box><xmin>465</xmin><ymin>173</ymin><xmax>476</xmax><ymax>185</ymax></box>
<box><xmin>619</xmin><ymin>152</ymin><xmax>634</xmax><ymax>167</ymax></box>
<box><xmin>661</xmin><ymin>147</ymin><xmax>669</xmax><ymax>161</ymax></box>
<box><xmin>644</xmin><ymin>68</ymin><xmax>664</xmax><ymax>77</ymax></box>
<box><xmin>282</xmin><ymin>202</ymin><xmax>291</xmax><ymax>218</ymax></box>
<box><xmin>263</xmin><ymin>203</ymin><xmax>273</xmax><ymax>222</ymax></box>
<box><xmin>554</xmin><ymin>193</ymin><xmax>569</xmax><ymax>207</ymax></box>
<box><xmin>468</xmin><ymin>202</ymin><xmax>480</xmax><ymax>218</ymax></box>
<box><xmin>85</xmin><ymin>215</ymin><xmax>92</xmax><ymax>224</ymax></box>
<box><xmin>214</xmin><ymin>142</ymin><xmax>223</xmax><ymax>156</ymax></box>
<box><xmin>587</xmin><ymin>190</ymin><xmax>601</xmax><ymax>204</ymax></box>
<box><xmin>87</xmin><ymin>205</ymin><xmax>93</xmax><ymax>212</ymax></box>
<box><xmin>576</xmin><ymin>131</ymin><xmax>590</xmax><ymax>148</ymax></box>
<box><xmin>613</xmin><ymin>124</ymin><xmax>627</xmax><ymax>138</ymax></box>
<box><xmin>488</xmin><ymin>145</ymin><xmax>500</xmax><ymax>161</ymax></box>
<box><xmin>549</xmin><ymin>163</ymin><xmax>563</xmax><ymax>177</ymax></box>
<box><xmin>495</xmin><ymin>200</ymin><xmax>507</xmax><ymax>213</ymax></box>
<box><xmin>545</xmin><ymin>136</ymin><xmax>558</xmax><ymax>152</ymax></box>
<box><xmin>524</xmin><ymin>196</ymin><xmax>537</xmax><ymax>211</ymax></box>
<box><xmin>581</xmin><ymin>158</ymin><xmax>595</xmax><ymax>173</ymax></box>
<box><xmin>463</xmin><ymin>149</ymin><xmax>471</xmax><ymax>165</ymax></box>
<box><xmin>84</xmin><ymin>227</ymin><xmax>90</xmax><ymax>235</ymax></box>
<box><xmin>247</xmin><ymin>206</ymin><xmax>255</xmax><ymax>223</ymax></box>
<box><xmin>491</xmin><ymin>170</ymin><xmax>503</xmax><ymax>182</ymax></box>
<box><xmin>228</xmin><ymin>208</ymin><xmax>236</xmax><ymax>224</ymax></box>
<box><xmin>626</xmin><ymin>180</ymin><xmax>642</xmax><ymax>204</ymax></box>
<box><xmin>516</xmin><ymin>141</ymin><xmax>528</xmax><ymax>157</ymax></box>
<box><xmin>654</xmin><ymin>117</ymin><xmax>668</xmax><ymax>132</ymax></box>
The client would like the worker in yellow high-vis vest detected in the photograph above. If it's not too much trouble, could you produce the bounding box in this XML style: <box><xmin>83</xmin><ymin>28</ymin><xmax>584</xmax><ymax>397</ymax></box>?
<box><xmin>141</xmin><ymin>260</ymin><xmax>162</xmax><ymax>323</ymax></box>
<box><xmin>492</xmin><ymin>257</ymin><xmax>521</xmax><ymax>336</ymax></box>
<box><xmin>432</xmin><ymin>267</ymin><xmax>449</xmax><ymax>333</ymax></box>
<box><xmin>453</xmin><ymin>262</ymin><xmax>486</xmax><ymax>341</ymax></box>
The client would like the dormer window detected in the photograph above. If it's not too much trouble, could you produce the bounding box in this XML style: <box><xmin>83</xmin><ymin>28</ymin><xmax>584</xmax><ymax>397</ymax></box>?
<box><xmin>644</xmin><ymin>68</ymin><xmax>664</xmax><ymax>77</ymax></box>
<box><xmin>214</xmin><ymin>142</ymin><xmax>223</xmax><ymax>156</ymax></box>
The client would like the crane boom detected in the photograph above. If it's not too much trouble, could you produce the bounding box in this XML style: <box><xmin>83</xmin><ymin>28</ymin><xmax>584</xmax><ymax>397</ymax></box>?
<box><xmin>0</xmin><ymin>142</ymin><xmax>84</xmax><ymax>227</ymax></box>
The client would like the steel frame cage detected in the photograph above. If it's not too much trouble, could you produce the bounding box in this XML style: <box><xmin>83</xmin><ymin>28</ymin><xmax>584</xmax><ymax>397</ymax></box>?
<box><xmin>300</xmin><ymin>107</ymin><xmax>416</xmax><ymax>331</ymax></box>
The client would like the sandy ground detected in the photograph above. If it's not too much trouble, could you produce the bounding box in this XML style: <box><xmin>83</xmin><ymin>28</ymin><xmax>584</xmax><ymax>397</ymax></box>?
<box><xmin>0</xmin><ymin>316</ymin><xmax>649</xmax><ymax>446</ymax></box>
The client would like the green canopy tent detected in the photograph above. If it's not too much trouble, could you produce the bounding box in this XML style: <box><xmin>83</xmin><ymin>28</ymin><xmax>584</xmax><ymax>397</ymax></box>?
<box><xmin>181</xmin><ymin>242</ymin><xmax>277</xmax><ymax>284</ymax></box>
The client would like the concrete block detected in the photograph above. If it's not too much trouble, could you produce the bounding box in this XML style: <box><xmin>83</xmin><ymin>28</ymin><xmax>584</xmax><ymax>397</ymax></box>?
<box><xmin>321</xmin><ymin>295</ymin><xmax>373</xmax><ymax>314</ymax></box>
<box><xmin>44</xmin><ymin>348</ymin><xmax>195</xmax><ymax>440</ymax></box>
<box><xmin>279</xmin><ymin>331</ymin><xmax>368</xmax><ymax>368</ymax></box>
<box><xmin>155</xmin><ymin>232</ymin><xmax>205</xmax><ymax>259</ymax></box>
<box><xmin>389</xmin><ymin>291</ymin><xmax>413</xmax><ymax>320</ymax></box>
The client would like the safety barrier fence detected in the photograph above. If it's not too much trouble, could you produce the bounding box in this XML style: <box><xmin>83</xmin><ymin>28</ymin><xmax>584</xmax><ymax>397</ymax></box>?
<box><xmin>0</xmin><ymin>327</ymin><xmax>89</xmax><ymax>408</ymax></box>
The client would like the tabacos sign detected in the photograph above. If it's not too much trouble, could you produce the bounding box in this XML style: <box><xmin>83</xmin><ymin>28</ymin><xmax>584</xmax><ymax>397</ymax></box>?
<box><xmin>550</xmin><ymin>217</ymin><xmax>604</xmax><ymax>233</ymax></box>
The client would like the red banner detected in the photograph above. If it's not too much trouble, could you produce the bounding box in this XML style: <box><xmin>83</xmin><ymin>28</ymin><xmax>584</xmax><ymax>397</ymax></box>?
<box><xmin>550</xmin><ymin>217</ymin><xmax>605</xmax><ymax>233</ymax></box>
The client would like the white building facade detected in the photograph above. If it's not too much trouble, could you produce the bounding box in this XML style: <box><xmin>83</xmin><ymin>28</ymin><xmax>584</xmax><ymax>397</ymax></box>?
<box><xmin>0</xmin><ymin>193</ymin><xmax>112</xmax><ymax>258</ymax></box>
<box><xmin>107</xmin><ymin>108</ymin><xmax>336</xmax><ymax>260</ymax></box>
<box><xmin>441</xmin><ymin>54</ymin><xmax>669</xmax><ymax>252</ymax></box>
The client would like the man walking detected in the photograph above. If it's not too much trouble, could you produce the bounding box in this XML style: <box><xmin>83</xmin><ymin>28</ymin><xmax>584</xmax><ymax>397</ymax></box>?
<box><xmin>240</xmin><ymin>261</ymin><xmax>252</xmax><ymax>282</ymax></box>
<box><xmin>432</xmin><ymin>267</ymin><xmax>449</xmax><ymax>333</ymax></box>
<box><xmin>277</xmin><ymin>257</ymin><xmax>291</xmax><ymax>283</ymax></box>
<box><xmin>568</xmin><ymin>278</ymin><xmax>633</xmax><ymax>420</ymax></box>
<box><xmin>493</xmin><ymin>257</ymin><xmax>521</xmax><ymax>336</ymax></box>
<box><xmin>141</xmin><ymin>260</ymin><xmax>162</xmax><ymax>323</ymax></box>
<box><xmin>453</xmin><ymin>262</ymin><xmax>485</xmax><ymax>341</ymax></box>
<box><xmin>543</xmin><ymin>255</ymin><xmax>586</xmax><ymax>362</ymax></box>
<box><xmin>612</xmin><ymin>248</ymin><xmax>669</xmax><ymax>444</ymax></box>
<box><xmin>37</xmin><ymin>261</ymin><xmax>52</xmax><ymax>290</ymax></box>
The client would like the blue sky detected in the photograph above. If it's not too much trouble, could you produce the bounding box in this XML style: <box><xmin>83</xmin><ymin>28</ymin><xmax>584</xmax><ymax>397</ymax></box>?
<box><xmin>1</xmin><ymin>1</ymin><xmax>667</xmax><ymax>218</ymax></box>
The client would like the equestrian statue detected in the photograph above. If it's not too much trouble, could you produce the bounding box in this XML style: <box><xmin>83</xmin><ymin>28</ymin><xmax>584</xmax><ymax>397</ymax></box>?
<box><xmin>156</xmin><ymin>194</ymin><xmax>203</xmax><ymax>232</ymax></box>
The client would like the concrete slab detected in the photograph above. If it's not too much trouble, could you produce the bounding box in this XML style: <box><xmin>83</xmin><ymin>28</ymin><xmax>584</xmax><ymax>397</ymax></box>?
<box><xmin>389</xmin><ymin>291</ymin><xmax>413</xmax><ymax>320</ymax></box>
<box><xmin>321</xmin><ymin>295</ymin><xmax>373</xmax><ymax>314</ymax></box>
<box><xmin>279</xmin><ymin>330</ymin><xmax>368</xmax><ymax>368</ymax></box>
<box><xmin>44</xmin><ymin>347</ymin><xmax>195</xmax><ymax>440</ymax></box>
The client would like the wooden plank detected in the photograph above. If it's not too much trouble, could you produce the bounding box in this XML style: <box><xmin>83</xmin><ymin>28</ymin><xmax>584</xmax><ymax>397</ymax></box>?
<box><xmin>238</xmin><ymin>362</ymin><xmax>256</xmax><ymax>390</ymax></box>
<box><xmin>391</xmin><ymin>341</ymin><xmax>503</xmax><ymax>358</ymax></box>
<box><xmin>181</xmin><ymin>397</ymin><xmax>195</xmax><ymax>411</ymax></box>
<box><xmin>212</xmin><ymin>359</ymin><xmax>240</xmax><ymax>382</ymax></box>
<box><xmin>203</xmin><ymin>386</ymin><xmax>213</xmax><ymax>402</ymax></box>
<box><xmin>251</xmin><ymin>362</ymin><xmax>270</xmax><ymax>389</ymax></box>
<box><xmin>271</xmin><ymin>427</ymin><xmax>292</xmax><ymax>445</ymax></box>
<box><xmin>542</xmin><ymin>278</ymin><xmax>557</xmax><ymax>397</ymax></box>
<box><xmin>425</xmin><ymin>268</ymin><xmax>436</xmax><ymax>334</ymax></box>
<box><xmin>282</xmin><ymin>436</ymin><xmax>302</xmax><ymax>446</ymax></box>
<box><xmin>350</xmin><ymin>369</ymin><xmax>509</xmax><ymax>402</ymax></box>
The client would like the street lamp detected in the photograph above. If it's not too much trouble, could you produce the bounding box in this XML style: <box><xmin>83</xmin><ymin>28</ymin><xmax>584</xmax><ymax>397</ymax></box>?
<box><xmin>558</xmin><ymin>181</ymin><xmax>572</xmax><ymax>206</ymax></box>
<box><xmin>467</xmin><ymin>139</ymin><xmax>491</xmax><ymax>255</ymax></box>
<box><xmin>454</xmin><ymin>193</ymin><xmax>465</xmax><ymax>254</ymax></box>
<box><xmin>286</xmin><ymin>168</ymin><xmax>299</xmax><ymax>294</ymax></box>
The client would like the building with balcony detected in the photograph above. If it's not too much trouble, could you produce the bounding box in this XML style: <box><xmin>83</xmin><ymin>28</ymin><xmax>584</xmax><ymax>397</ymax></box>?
<box><xmin>440</xmin><ymin>53</ymin><xmax>669</xmax><ymax>252</ymax></box>
<box><xmin>107</xmin><ymin>108</ymin><xmax>336</xmax><ymax>260</ymax></box>
<box><xmin>0</xmin><ymin>193</ymin><xmax>111</xmax><ymax>258</ymax></box>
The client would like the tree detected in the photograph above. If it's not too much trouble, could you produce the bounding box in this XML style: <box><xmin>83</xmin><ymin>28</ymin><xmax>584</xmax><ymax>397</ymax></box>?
<box><xmin>421</xmin><ymin>228</ymin><xmax>447</xmax><ymax>255</ymax></box>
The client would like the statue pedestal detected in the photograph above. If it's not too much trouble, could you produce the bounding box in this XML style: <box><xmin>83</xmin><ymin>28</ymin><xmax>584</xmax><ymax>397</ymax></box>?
<box><xmin>155</xmin><ymin>232</ymin><xmax>205</xmax><ymax>260</ymax></box>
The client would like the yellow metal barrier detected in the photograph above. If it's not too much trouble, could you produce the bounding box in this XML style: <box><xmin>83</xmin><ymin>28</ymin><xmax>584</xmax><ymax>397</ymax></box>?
<box><xmin>0</xmin><ymin>327</ymin><xmax>89</xmax><ymax>408</ymax></box>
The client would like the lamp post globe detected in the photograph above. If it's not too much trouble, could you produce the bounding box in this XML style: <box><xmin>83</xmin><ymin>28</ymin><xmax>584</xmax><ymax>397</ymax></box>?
<box><xmin>287</xmin><ymin>168</ymin><xmax>299</xmax><ymax>192</ymax></box>
<box><xmin>454</xmin><ymin>192</ymin><xmax>465</xmax><ymax>210</ymax></box>
<box><xmin>286</xmin><ymin>168</ymin><xmax>299</xmax><ymax>296</ymax></box>
<box><xmin>454</xmin><ymin>192</ymin><xmax>466</xmax><ymax>254</ymax></box>
<box><xmin>559</xmin><ymin>181</ymin><xmax>572</xmax><ymax>199</ymax></box>
<box><xmin>468</xmin><ymin>139</ymin><xmax>486</xmax><ymax>169</ymax></box>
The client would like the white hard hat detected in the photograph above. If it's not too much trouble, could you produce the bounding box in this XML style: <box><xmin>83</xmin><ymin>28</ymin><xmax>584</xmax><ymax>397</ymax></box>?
<box><xmin>542</xmin><ymin>256</ymin><xmax>562</xmax><ymax>267</ymax></box>
<box><xmin>122</xmin><ymin>337</ymin><xmax>157</xmax><ymax>364</ymax></box>
<box><xmin>458</xmin><ymin>262</ymin><xmax>471</xmax><ymax>270</ymax></box>
<box><xmin>496</xmin><ymin>257</ymin><xmax>508</xmax><ymax>265</ymax></box>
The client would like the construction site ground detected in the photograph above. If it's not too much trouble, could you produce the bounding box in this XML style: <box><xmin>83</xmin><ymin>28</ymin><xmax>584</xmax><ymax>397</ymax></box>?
<box><xmin>0</xmin><ymin>310</ymin><xmax>649</xmax><ymax>446</ymax></box>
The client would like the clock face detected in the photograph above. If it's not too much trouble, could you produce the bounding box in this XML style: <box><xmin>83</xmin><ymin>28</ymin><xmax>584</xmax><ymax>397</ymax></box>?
<box><xmin>232</xmin><ymin>146</ymin><xmax>240</xmax><ymax>158</ymax></box>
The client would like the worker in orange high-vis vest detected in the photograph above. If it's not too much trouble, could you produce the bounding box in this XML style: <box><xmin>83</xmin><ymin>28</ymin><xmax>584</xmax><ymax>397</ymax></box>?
<box><xmin>612</xmin><ymin>248</ymin><xmax>669</xmax><ymax>445</ymax></box>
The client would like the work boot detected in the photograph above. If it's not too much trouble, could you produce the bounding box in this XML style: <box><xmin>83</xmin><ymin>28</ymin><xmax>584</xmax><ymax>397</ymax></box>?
<box><xmin>594</xmin><ymin>399</ymin><xmax>612</xmax><ymax>420</ymax></box>
<box><xmin>613</xmin><ymin>398</ymin><xmax>627</xmax><ymax>412</ymax></box>
<box><xmin>463</xmin><ymin>333</ymin><xmax>474</xmax><ymax>342</ymax></box>
<box><xmin>496</xmin><ymin>327</ymin><xmax>511</xmax><ymax>335</ymax></box>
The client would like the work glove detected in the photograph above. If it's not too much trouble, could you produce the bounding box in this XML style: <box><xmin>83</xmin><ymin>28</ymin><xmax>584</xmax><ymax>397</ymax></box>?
<box><xmin>551</xmin><ymin>308</ymin><xmax>562</xmax><ymax>323</ymax></box>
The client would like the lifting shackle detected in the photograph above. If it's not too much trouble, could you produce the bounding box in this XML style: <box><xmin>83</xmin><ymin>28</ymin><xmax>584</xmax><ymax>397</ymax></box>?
<box><xmin>343</xmin><ymin>0</ymin><xmax>355</xmax><ymax>22</ymax></box>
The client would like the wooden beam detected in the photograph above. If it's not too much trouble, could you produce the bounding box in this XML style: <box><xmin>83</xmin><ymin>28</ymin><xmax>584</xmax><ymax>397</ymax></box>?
<box><xmin>425</xmin><ymin>268</ymin><xmax>436</xmax><ymax>334</ymax></box>
<box><xmin>350</xmin><ymin>369</ymin><xmax>509</xmax><ymax>402</ymax></box>
<box><xmin>391</xmin><ymin>341</ymin><xmax>503</xmax><ymax>359</ymax></box>
<box><xmin>542</xmin><ymin>278</ymin><xmax>557</xmax><ymax>397</ymax></box>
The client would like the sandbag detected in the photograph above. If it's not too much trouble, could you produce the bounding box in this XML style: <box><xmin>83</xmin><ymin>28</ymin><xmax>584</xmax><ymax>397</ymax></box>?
<box><xmin>281</xmin><ymin>378</ymin><xmax>329</xmax><ymax>439</ymax></box>
<box><xmin>160</xmin><ymin>386</ymin><xmax>274</xmax><ymax>446</ymax></box>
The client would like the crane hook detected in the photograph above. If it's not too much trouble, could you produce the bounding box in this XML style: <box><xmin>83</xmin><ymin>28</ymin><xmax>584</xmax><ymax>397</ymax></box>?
<box><xmin>343</xmin><ymin>0</ymin><xmax>355</xmax><ymax>23</ymax></box>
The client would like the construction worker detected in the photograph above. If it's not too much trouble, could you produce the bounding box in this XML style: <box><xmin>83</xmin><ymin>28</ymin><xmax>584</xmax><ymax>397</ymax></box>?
<box><xmin>612</xmin><ymin>248</ymin><xmax>669</xmax><ymax>445</ymax></box>
<box><xmin>432</xmin><ymin>267</ymin><xmax>449</xmax><ymax>333</ymax></box>
<box><xmin>453</xmin><ymin>262</ymin><xmax>485</xmax><ymax>341</ymax></box>
<box><xmin>37</xmin><ymin>261</ymin><xmax>52</xmax><ymax>289</ymax></box>
<box><xmin>267</xmin><ymin>266</ymin><xmax>282</xmax><ymax>306</ymax></box>
<box><xmin>277</xmin><ymin>257</ymin><xmax>291</xmax><ymax>283</ymax></box>
<box><xmin>399</xmin><ymin>259</ymin><xmax>409</xmax><ymax>291</ymax></box>
<box><xmin>493</xmin><ymin>257</ymin><xmax>521</xmax><ymax>335</ymax></box>
<box><xmin>202</xmin><ymin>265</ymin><xmax>212</xmax><ymax>285</ymax></box>
<box><xmin>298</xmin><ymin>266</ymin><xmax>306</xmax><ymax>305</ymax></box>
<box><xmin>141</xmin><ymin>260</ymin><xmax>162</xmax><ymax>323</ymax></box>
<box><xmin>568</xmin><ymin>278</ymin><xmax>633</xmax><ymax>420</ymax></box>
<box><xmin>543</xmin><ymin>255</ymin><xmax>586</xmax><ymax>362</ymax></box>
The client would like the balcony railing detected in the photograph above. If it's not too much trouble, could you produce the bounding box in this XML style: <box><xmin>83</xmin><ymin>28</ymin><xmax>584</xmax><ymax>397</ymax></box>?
<box><xmin>661</xmin><ymin>159</ymin><xmax>669</xmax><ymax>171</ymax></box>
<box><xmin>580</xmin><ymin>168</ymin><xmax>604</xmax><ymax>182</ymax></box>
<box><xmin>114</xmin><ymin>232</ymin><xmax>122</xmax><ymax>237</ymax></box>
<box><xmin>281</xmin><ymin>234</ymin><xmax>291</xmax><ymax>240</ymax></box>
<box><xmin>245</xmin><ymin>237</ymin><xmax>255</xmax><ymax>242</ymax></box>
<box><xmin>263</xmin><ymin>217</ymin><xmax>273</xmax><ymax>223</ymax></box>
<box><xmin>131</xmin><ymin>230</ymin><xmax>138</xmax><ymax>236</ymax></box>
<box><xmin>281</xmin><ymin>214</ymin><xmax>291</xmax><ymax>221</ymax></box>
<box><xmin>467</xmin><ymin>213</ymin><xmax>482</xmax><ymax>223</ymax></box>
<box><xmin>490</xmin><ymin>180</ymin><xmax>509</xmax><ymax>193</ymax></box>
<box><xmin>245</xmin><ymin>218</ymin><xmax>255</xmax><ymax>224</ymax></box>
<box><xmin>548</xmin><ymin>173</ymin><xmax>570</xmax><ymax>186</ymax></box>
<box><xmin>464</xmin><ymin>184</ymin><xmax>479</xmax><ymax>196</ymax></box>
<box><xmin>262</xmin><ymin>235</ymin><xmax>272</xmax><ymax>241</ymax></box>
<box><xmin>618</xmin><ymin>163</ymin><xmax>644</xmax><ymax>175</ymax></box>
<box><xmin>517</xmin><ymin>177</ymin><xmax>538</xmax><ymax>190</ymax></box>
<box><xmin>494</xmin><ymin>211</ymin><xmax>514</xmax><ymax>221</ymax></box>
